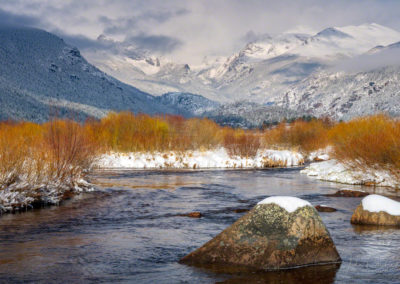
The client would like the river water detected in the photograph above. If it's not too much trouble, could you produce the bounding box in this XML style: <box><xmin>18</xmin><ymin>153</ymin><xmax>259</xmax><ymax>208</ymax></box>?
<box><xmin>0</xmin><ymin>168</ymin><xmax>399</xmax><ymax>283</ymax></box>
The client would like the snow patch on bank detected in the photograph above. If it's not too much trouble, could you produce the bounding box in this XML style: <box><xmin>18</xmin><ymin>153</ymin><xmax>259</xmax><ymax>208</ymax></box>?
<box><xmin>257</xmin><ymin>196</ymin><xmax>312</xmax><ymax>213</ymax></box>
<box><xmin>362</xmin><ymin>194</ymin><xmax>400</xmax><ymax>216</ymax></box>
<box><xmin>307</xmin><ymin>147</ymin><xmax>332</xmax><ymax>162</ymax></box>
<box><xmin>301</xmin><ymin>159</ymin><xmax>400</xmax><ymax>188</ymax></box>
<box><xmin>0</xmin><ymin>178</ymin><xmax>93</xmax><ymax>212</ymax></box>
<box><xmin>95</xmin><ymin>148</ymin><xmax>304</xmax><ymax>169</ymax></box>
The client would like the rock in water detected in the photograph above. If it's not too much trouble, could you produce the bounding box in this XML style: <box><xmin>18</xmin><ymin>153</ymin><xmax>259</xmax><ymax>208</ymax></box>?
<box><xmin>326</xmin><ymin>189</ymin><xmax>369</xmax><ymax>198</ymax></box>
<box><xmin>180</xmin><ymin>196</ymin><xmax>341</xmax><ymax>270</ymax></box>
<box><xmin>315</xmin><ymin>205</ymin><xmax>337</xmax><ymax>212</ymax></box>
<box><xmin>351</xmin><ymin>194</ymin><xmax>400</xmax><ymax>226</ymax></box>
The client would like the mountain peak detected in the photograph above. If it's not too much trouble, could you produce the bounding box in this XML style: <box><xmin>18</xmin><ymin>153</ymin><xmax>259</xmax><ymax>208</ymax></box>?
<box><xmin>315</xmin><ymin>27</ymin><xmax>351</xmax><ymax>39</ymax></box>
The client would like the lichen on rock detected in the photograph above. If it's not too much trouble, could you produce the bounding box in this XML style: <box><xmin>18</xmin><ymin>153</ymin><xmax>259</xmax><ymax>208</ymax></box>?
<box><xmin>180</xmin><ymin>197</ymin><xmax>341</xmax><ymax>271</ymax></box>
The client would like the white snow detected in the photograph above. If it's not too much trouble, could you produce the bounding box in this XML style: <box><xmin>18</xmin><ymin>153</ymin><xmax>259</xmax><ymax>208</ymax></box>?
<box><xmin>95</xmin><ymin>148</ymin><xmax>304</xmax><ymax>169</ymax></box>
<box><xmin>0</xmin><ymin>177</ymin><xmax>93</xmax><ymax>212</ymax></box>
<box><xmin>361</xmin><ymin>194</ymin><xmax>400</xmax><ymax>216</ymax></box>
<box><xmin>301</xmin><ymin>159</ymin><xmax>400</xmax><ymax>188</ymax></box>
<box><xmin>308</xmin><ymin>147</ymin><xmax>332</xmax><ymax>161</ymax></box>
<box><xmin>257</xmin><ymin>196</ymin><xmax>312</xmax><ymax>213</ymax></box>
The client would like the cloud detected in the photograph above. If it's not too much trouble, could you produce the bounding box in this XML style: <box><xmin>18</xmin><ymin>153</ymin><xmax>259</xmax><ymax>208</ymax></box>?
<box><xmin>333</xmin><ymin>43</ymin><xmax>400</xmax><ymax>73</ymax></box>
<box><xmin>1</xmin><ymin>0</ymin><xmax>400</xmax><ymax>64</ymax></box>
<box><xmin>125</xmin><ymin>34</ymin><xmax>182</xmax><ymax>54</ymax></box>
<box><xmin>102</xmin><ymin>9</ymin><xmax>189</xmax><ymax>36</ymax></box>
<box><xmin>53</xmin><ymin>29</ymin><xmax>182</xmax><ymax>58</ymax></box>
<box><xmin>0</xmin><ymin>8</ymin><xmax>42</xmax><ymax>27</ymax></box>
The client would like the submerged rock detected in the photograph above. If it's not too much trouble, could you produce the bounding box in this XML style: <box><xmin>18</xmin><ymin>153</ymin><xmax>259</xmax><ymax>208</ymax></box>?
<box><xmin>233</xmin><ymin>208</ymin><xmax>250</xmax><ymax>213</ymax></box>
<box><xmin>315</xmin><ymin>205</ymin><xmax>337</xmax><ymax>212</ymax></box>
<box><xmin>351</xmin><ymin>195</ymin><xmax>400</xmax><ymax>226</ymax></box>
<box><xmin>179</xmin><ymin>212</ymin><xmax>202</xmax><ymax>218</ymax></box>
<box><xmin>326</xmin><ymin>189</ymin><xmax>369</xmax><ymax>198</ymax></box>
<box><xmin>180</xmin><ymin>196</ymin><xmax>341</xmax><ymax>270</ymax></box>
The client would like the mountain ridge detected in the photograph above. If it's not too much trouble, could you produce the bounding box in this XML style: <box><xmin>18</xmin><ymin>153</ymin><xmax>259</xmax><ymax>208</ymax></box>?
<box><xmin>83</xmin><ymin>23</ymin><xmax>400</xmax><ymax>105</ymax></box>
<box><xmin>0</xmin><ymin>25</ymin><xmax>181</xmax><ymax>122</ymax></box>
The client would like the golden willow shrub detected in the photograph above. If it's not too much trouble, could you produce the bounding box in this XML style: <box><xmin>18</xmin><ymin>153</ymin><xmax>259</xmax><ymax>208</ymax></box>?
<box><xmin>3</xmin><ymin>111</ymin><xmax>400</xmax><ymax>189</ymax></box>
<box><xmin>264</xmin><ymin>118</ymin><xmax>332</xmax><ymax>153</ymax></box>
<box><xmin>91</xmin><ymin>112</ymin><xmax>223</xmax><ymax>152</ymax></box>
<box><xmin>0</xmin><ymin>122</ymin><xmax>40</xmax><ymax>188</ymax></box>
<box><xmin>0</xmin><ymin>120</ymin><xmax>96</xmax><ymax>189</ymax></box>
<box><xmin>223</xmin><ymin>129</ymin><xmax>261</xmax><ymax>158</ymax></box>
<box><xmin>328</xmin><ymin>114</ymin><xmax>400</xmax><ymax>171</ymax></box>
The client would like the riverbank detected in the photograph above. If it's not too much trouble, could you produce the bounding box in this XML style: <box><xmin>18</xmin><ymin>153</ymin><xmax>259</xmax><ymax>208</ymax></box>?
<box><xmin>2</xmin><ymin>113</ymin><xmax>400</xmax><ymax>212</ymax></box>
<box><xmin>0</xmin><ymin>148</ymin><xmax>304</xmax><ymax>213</ymax></box>
<box><xmin>301</xmin><ymin>159</ymin><xmax>400</xmax><ymax>189</ymax></box>
<box><xmin>0</xmin><ymin>177</ymin><xmax>93</xmax><ymax>212</ymax></box>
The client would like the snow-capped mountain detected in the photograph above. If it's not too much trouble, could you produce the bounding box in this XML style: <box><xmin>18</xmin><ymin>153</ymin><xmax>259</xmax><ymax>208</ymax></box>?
<box><xmin>83</xmin><ymin>23</ymin><xmax>400</xmax><ymax>106</ymax></box>
<box><xmin>4</xmin><ymin>23</ymin><xmax>400</xmax><ymax>125</ymax></box>
<box><xmin>0</xmin><ymin>26</ymin><xmax>183</xmax><ymax>122</ymax></box>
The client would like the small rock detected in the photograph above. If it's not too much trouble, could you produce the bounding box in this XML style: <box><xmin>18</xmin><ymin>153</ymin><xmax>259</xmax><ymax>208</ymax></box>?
<box><xmin>233</xmin><ymin>208</ymin><xmax>250</xmax><ymax>213</ymax></box>
<box><xmin>62</xmin><ymin>190</ymin><xmax>75</xmax><ymax>200</ymax></box>
<box><xmin>180</xmin><ymin>196</ymin><xmax>341</xmax><ymax>270</ymax></box>
<box><xmin>351</xmin><ymin>195</ymin><xmax>400</xmax><ymax>226</ymax></box>
<box><xmin>315</xmin><ymin>205</ymin><xmax>337</xmax><ymax>212</ymax></box>
<box><xmin>180</xmin><ymin>212</ymin><xmax>202</xmax><ymax>218</ymax></box>
<box><xmin>326</xmin><ymin>189</ymin><xmax>369</xmax><ymax>198</ymax></box>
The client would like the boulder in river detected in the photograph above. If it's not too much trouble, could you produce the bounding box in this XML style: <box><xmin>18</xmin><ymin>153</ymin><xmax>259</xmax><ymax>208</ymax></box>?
<box><xmin>180</xmin><ymin>196</ymin><xmax>341</xmax><ymax>270</ymax></box>
<box><xmin>351</xmin><ymin>194</ymin><xmax>400</xmax><ymax>226</ymax></box>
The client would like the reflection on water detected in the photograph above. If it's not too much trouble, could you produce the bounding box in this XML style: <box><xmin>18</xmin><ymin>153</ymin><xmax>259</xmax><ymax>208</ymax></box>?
<box><xmin>217</xmin><ymin>263</ymin><xmax>341</xmax><ymax>284</ymax></box>
<box><xmin>0</xmin><ymin>168</ymin><xmax>399</xmax><ymax>283</ymax></box>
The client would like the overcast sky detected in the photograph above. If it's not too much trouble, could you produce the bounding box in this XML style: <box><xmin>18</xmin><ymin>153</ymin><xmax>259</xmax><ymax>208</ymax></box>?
<box><xmin>1</xmin><ymin>0</ymin><xmax>400</xmax><ymax>64</ymax></box>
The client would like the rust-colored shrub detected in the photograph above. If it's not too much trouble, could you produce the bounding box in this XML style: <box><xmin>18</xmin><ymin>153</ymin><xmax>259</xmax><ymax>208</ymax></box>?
<box><xmin>43</xmin><ymin>119</ymin><xmax>97</xmax><ymax>183</ymax></box>
<box><xmin>90</xmin><ymin>112</ymin><xmax>223</xmax><ymax>153</ymax></box>
<box><xmin>264</xmin><ymin>118</ymin><xmax>331</xmax><ymax>153</ymax></box>
<box><xmin>328</xmin><ymin>114</ymin><xmax>400</xmax><ymax>171</ymax></box>
<box><xmin>3</xmin><ymin>111</ymin><xmax>400</xmax><ymax>192</ymax></box>
<box><xmin>223</xmin><ymin>129</ymin><xmax>261</xmax><ymax>158</ymax></box>
<box><xmin>0</xmin><ymin>119</ymin><xmax>96</xmax><ymax>190</ymax></box>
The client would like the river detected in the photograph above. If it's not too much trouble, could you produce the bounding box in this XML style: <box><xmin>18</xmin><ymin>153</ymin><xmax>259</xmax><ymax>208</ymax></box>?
<box><xmin>0</xmin><ymin>168</ymin><xmax>399</xmax><ymax>283</ymax></box>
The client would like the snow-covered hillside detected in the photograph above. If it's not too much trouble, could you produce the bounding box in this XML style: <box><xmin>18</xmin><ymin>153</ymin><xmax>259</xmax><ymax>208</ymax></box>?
<box><xmin>0</xmin><ymin>26</ymin><xmax>181</xmax><ymax>122</ymax></box>
<box><xmin>278</xmin><ymin>42</ymin><xmax>400</xmax><ymax>120</ymax></box>
<box><xmin>204</xmin><ymin>101</ymin><xmax>300</xmax><ymax>128</ymax></box>
<box><xmin>155</xmin><ymin>92</ymin><xmax>220</xmax><ymax>116</ymax></box>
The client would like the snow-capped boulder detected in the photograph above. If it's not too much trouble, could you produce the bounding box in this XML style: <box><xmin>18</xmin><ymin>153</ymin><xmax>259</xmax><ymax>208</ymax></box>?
<box><xmin>351</xmin><ymin>194</ymin><xmax>400</xmax><ymax>226</ymax></box>
<box><xmin>180</xmin><ymin>196</ymin><xmax>341</xmax><ymax>270</ymax></box>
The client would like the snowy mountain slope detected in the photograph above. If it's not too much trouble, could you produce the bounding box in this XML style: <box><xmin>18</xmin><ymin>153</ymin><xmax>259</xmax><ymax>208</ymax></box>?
<box><xmin>204</xmin><ymin>101</ymin><xmax>300</xmax><ymax>128</ymax></box>
<box><xmin>294</xmin><ymin>23</ymin><xmax>400</xmax><ymax>59</ymax></box>
<box><xmin>155</xmin><ymin>92</ymin><xmax>219</xmax><ymax>116</ymax></box>
<box><xmin>0</xmin><ymin>26</ymin><xmax>180</xmax><ymax>122</ymax></box>
<box><xmin>278</xmin><ymin>42</ymin><xmax>400</xmax><ymax>120</ymax></box>
<box><xmin>83</xmin><ymin>23</ymin><xmax>400</xmax><ymax>105</ymax></box>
